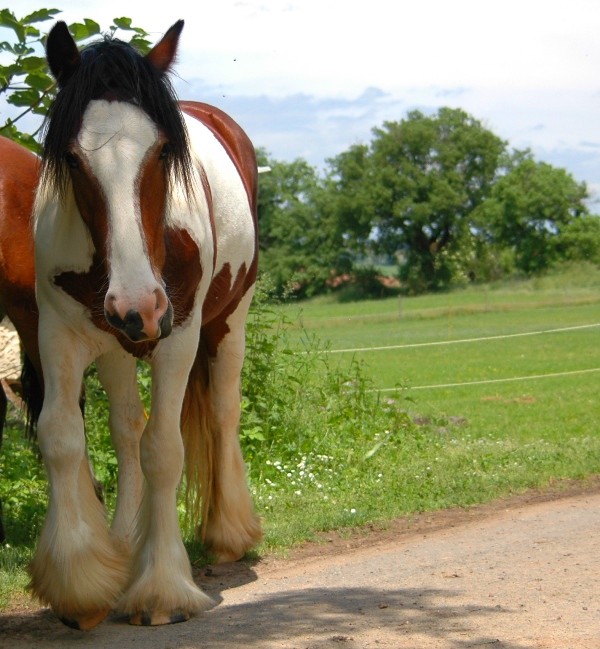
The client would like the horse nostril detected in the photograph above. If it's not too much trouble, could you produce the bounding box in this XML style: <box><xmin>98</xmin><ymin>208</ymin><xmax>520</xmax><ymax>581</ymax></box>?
<box><xmin>122</xmin><ymin>309</ymin><xmax>145</xmax><ymax>340</ymax></box>
<box><xmin>153</xmin><ymin>287</ymin><xmax>169</xmax><ymax>316</ymax></box>
<box><xmin>158</xmin><ymin>301</ymin><xmax>174</xmax><ymax>339</ymax></box>
<box><xmin>105</xmin><ymin>293</ymin><xmax>117</xmax><ymax>317</ymax></box>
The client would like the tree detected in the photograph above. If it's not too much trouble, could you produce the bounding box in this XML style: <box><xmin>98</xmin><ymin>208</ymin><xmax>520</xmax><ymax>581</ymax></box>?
<box><xmin>0</xmin><ymin>8</ymin><xmax>151</xmax><ymax>152</ymax></box>
<box><xmin>256</xmin><ymin>149</ymin><xmax>351</xmax><ymax>297</ymax></box>
<box><xmin>553</xmin><ymin>214</ymin><xmax>600</xmax><ymax>266</ymax></box>
<box><xmin>474</xmin><ymin>152</ymin><xmax>589</xmax><ymax>274</ymax></box>
<box><xmin>327</xmin><ymin>108</ymin><xmax>506</xmax><ymax>293</ymax></box>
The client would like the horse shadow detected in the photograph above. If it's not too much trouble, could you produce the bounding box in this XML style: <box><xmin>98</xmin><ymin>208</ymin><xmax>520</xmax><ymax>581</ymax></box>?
<box><xmin>195</xmin><ymin>555</ymin><xmax>260</xmax><ymax>604</ymax></box>
<box><xmin>1</xmin><ymin>572</ymin><xmax>533</xmax><ymax>649</ymax></box>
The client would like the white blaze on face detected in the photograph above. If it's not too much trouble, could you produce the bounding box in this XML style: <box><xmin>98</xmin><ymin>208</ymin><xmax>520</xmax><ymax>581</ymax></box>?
<box><xmin>76</xmin><ymin>100</ymin><xmax>170</xmax><ymax>340</ymax></box>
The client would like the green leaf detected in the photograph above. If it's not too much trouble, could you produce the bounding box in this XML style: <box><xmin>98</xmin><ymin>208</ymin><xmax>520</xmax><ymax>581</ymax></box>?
<box><xmin>0</xmin><ymin>11</ymin><xmax>25</xmax><ymax>42</ymax></box>
<box><xmin>1</xmin><ymin>62</ymin><xmax>22</xmax><ymax>78</ymax></box>
<box><xmin>12</xmin><ymin>43</ymin><xmax>35</xmax><ymax>56</ymax></box>
<box><xmin>23</xmin><ymin>25</ymin><xmax>42</xmax><ymax>38</ymax></box>
<box><xmin>23</xmin><ymin>9</ymin><xmax>61</xmax><ymax>24</ymax></box>
<box><xmin>7</xmin><ymin>88</ymin><xmax>41</xmax><ymax>107</ymax></box>
<box><xmin>32</xmin><ymin>101</ymin><xmax>52</xmax><ymax>115</ymax></box>
<box><xmin>363</xmin><ymin>440</ymin><xmax>384</xmax><ymax>460</ymax></box>
<box><xmin>83</xmin><ymin>18</ymin><xmax>101</xmax><ymax>34</ymax></box>
<box><xmin>68</xmin><ymin>19</ymin><xmax>101</xmax><ymax>42</ymax></box>
<box><xmin>0</xmin><ymin>40</ymin><xmax>16</xmax><ymax>53</ymax></box>
<box><xmin>18</xmin><ymin>55</ymin><xmax>47</xmax><ymax>73</ymax></box>
<box><xmin>0</xmin><ymin>122</ymin><xmax>42</xmax><ymax>154</ymax></box>
<box><xmin>0</xmin><ymin>9</ymin><xmax>17</xmax><ymax>28</ymax></box>
<box><xmin>25</xmin><ymin>72</ymin><xmax>54</xmax><ymax>92</ymax></box>
<box><xmin>128</xmin><ymin>35</ymin><xmax>151</xmax><ymax>54</ymax></box>
<box><xmin>112</xmin><ymin>17</ymin><xmax>133</xmax><ymax>29</ymax></box>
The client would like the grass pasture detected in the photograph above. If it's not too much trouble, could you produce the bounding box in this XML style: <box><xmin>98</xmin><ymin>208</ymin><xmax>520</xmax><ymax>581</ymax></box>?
<box><xmin>283</xmin><ymin>271</ymin><xmax>600</xmax><ymax>398</ymax></box>
<box><xmin>1</xmin><ymin>266</ymin><xmax>599</xmax><ymax>609</ymax></box>
<box><xmin>260</xmin><ymin>268</ymin><xmax>600</xmax><ymax>541</ymax></box>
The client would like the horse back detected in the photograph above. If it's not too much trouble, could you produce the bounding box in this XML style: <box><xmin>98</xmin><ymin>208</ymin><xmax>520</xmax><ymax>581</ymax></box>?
<box><xmin>0</xmin><ymin>137</ymin><xmax>38</xmax><ymax>305</ymax></box>
<box><xmin>179</xmin><ymin>102</ymin><xmax>259</xmax><ymax>354</ymax></box>
<box><xmin>179</xmin><ymin>101</ymin><xmax>258</xmax><ymax>220</ymax></box>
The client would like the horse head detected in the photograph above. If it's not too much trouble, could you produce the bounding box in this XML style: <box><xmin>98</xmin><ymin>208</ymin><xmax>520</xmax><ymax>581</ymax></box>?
<box><xmin>42</xmin><ymin>21</ymin><xmax>193</xmax><ymax>343</ymax></box>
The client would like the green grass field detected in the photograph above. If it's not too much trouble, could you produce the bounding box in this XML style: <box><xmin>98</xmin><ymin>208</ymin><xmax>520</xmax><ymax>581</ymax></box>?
<box><xmin>283</xmin><ymin>269</ymin><xmax>600</xmax><ymax>399</ymax></box>
<box><xmin>244</xmin><ymin>267</ymin><xmax>600</xmax><ymax>546</ymax></box>
<box><xmin>259</xmin><ymin>270</ymin><xmax>600</xmax><ymax>518</ymax></box>
<box><xmin>1</xmin><ymin>265</ymin><xmax>599</xmax><ymax>609</ymax></box>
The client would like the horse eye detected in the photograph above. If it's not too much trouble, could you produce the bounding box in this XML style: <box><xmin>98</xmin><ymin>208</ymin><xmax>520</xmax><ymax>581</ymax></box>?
<box><xmin>64</xmin><ymin>152</ymin><xmax>79</xmax><ymax>169</ymax></box>
<box><xmin>159</xmin><ymin>143</ymin><xmax>172</xmax><ymax>160</ymax></box>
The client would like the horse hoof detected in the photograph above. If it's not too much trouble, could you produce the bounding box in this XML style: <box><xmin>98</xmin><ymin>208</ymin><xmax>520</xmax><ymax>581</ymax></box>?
<box><xmin>58</xmin><ymin>607</ymin><xmax>110</xmax><ymax>630</ymax></box>
<box><xmin>214</xmin><ymin>549</ymin><xmax>244</xmax><ymax>564</ymax></box>
<box><xmin>129</xmin><ymin>610</ymin><xmax>190</xmax><ymax>626</ymax></box>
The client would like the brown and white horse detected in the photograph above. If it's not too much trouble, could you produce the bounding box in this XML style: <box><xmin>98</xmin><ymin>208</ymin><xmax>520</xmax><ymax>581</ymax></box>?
<box><xmin>21</xmin><ymin>20</ymin><xmax>262</xmax><ymax>629</ymax></box>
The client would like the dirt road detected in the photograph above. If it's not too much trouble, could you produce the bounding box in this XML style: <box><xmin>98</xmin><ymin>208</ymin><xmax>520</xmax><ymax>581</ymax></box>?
<box><xmin>2</xmin><ymin>481</ymin><xmax>599</xmax><ymax>649</ymax></box>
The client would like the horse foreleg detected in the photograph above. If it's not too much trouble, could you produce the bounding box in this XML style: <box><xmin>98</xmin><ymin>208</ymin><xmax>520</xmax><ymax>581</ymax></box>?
<box><xmin>118</xmin><ymin>326</ymin><xmax>213</xmax><ymax>626</ymax></box>
<box><xmin>28</xmin><ymin>321</ymin><xmax>128</xmax><ymax>630</ymax></box>
<box><xmin>201</xmin><ymin>289</ymin><xmax>262</xmax><ymax>562</ymax></box>
<box><xmin>96</xmin><ymin>350</ymin><xmax>145</xmax><ymax>553</ymax></box>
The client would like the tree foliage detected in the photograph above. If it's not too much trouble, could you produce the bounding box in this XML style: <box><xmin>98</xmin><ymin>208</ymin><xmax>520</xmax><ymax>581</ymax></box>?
<box><xmin>554</xmin><ymin>214</ymin><xmax>600</xmax><ymax>266</ymax></box>
<box><xmin>0</xmin><ymin>8</ymin><xmax>151</xmax><ymax>152</ymax></box>
<box><xmin>473</xmin><ymin>152</ymin><xmax>589</xmax><ymax>274</ymax></box>
<box><xmin>256</xmin><ymin>149</ymin><xmax>351</xmax><ymax>297</ymax></box>
<box><xmin>324</xmin><ymin>109</ymin><xmax>592</xmax><ymax>293</ymax></box>
<box><xmin>327</xmin><ymin>108</ymin><xmax>507</xmax><ymax>292</ymax></box>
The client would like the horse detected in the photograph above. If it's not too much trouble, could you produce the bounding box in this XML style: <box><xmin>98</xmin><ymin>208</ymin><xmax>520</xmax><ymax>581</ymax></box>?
<box><xmin>0</xmin><ymin>136</ymin><xmax>43</xmax><ymax>543</ymax></box>
<box><xmin>24</xmin><ymin>20</ymin><xmax>262</xmax><ymax>629</ymax></box>
<box><xmin>0</xmin><ymin>137</ymin><xmax>41</xmax><ymax>383</ymax></box>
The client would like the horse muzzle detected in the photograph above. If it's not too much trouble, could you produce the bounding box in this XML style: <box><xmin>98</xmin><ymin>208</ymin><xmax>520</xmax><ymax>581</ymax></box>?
<box><xmin>104</xmin><ymin>289</ymin><xmax>173</xmax><ymax>342</ymax></box>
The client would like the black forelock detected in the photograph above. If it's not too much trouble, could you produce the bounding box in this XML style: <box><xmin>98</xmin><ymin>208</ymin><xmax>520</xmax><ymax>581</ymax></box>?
<box><xmin>41</xmin><ymin>34</ymin><xmax>192</xmax><ymax>195</ymax></box>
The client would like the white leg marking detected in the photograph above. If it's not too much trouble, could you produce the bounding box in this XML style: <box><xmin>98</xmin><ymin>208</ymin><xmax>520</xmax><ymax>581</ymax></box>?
<box><xmin>203</xmin><ymin>288</ymin><xmax>262</xmax><ymax>562</ymax></box>
<box><xmin>118</xmin><ymin>325</ymin><xmax>213</xmax><ymax>624</ymax></box>
<box><xmin>29</xmin><ymin>315</ymin><xmax>128</xmax><ymax>627</ymax></box>
<box><xmin>96</xmin><ymin>350</ymin><xmax>145</xmax><ymax>553</ymax></box>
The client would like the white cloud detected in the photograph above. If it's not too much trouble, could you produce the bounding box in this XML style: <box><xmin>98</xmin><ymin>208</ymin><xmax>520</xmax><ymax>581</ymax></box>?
<box><xmin>5</xmin><ymin>0</ymin><xmax>600</xmax><ymax>196</ymax></box>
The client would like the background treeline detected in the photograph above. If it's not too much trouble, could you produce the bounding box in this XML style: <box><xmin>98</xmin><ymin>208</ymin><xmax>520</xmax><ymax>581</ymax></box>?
<box><xmin>257</xmin><ymin>107</ymin><xmax>598</xmax><ymax>298</ymax></box>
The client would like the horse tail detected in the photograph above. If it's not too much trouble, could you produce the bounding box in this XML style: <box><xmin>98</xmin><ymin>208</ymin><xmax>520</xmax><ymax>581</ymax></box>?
<box><xmin>180</xmin><ymin>337</ymin><xmax>216</xmax><ymax>539</ymax></box>
<box><xmin>20</xmin><ymin>352</ymin><xmax>44</xmax><ymax>441</ymax></box>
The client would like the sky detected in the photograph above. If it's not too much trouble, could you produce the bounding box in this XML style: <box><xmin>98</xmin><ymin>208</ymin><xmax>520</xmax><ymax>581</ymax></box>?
<box><xmin>5</xmin><ymin>0</ymin><xmax>600</xmax><ymax>203</ymax></box>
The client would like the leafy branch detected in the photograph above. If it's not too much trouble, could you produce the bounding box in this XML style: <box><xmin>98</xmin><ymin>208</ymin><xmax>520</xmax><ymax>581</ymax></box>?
<box><xmin>0</xmin><ymin>8</ymin><xmax>151</xmax><ymax>153</ymax></box>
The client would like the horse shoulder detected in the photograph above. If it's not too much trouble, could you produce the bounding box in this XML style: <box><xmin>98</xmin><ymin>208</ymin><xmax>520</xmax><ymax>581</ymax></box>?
<box><xmin>176</xmin><ymin>103</ymin><xmax>258</xmax><ymax>343</ymax></box>
<box><xmin>0</xmin><ymin>137</ymin><xmax>38</xmax><ymax>305</ymax></box>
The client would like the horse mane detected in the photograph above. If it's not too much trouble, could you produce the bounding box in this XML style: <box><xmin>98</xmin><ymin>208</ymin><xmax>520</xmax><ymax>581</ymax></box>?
<box><xmin>40</xmin><ymin>34</ymin><xmax>192</xmax><ymax>196</ymax></box>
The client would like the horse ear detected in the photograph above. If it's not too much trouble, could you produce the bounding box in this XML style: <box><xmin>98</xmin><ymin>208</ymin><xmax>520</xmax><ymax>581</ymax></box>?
<box><xmin>46</xmin><ymin>21</ymin><xmax>80</xmax><ymax>87</ymax></box>
<box><xmin>146</xmin><ymin>20</ymin><xmax>184</xmax><ymax>74</ymax></box>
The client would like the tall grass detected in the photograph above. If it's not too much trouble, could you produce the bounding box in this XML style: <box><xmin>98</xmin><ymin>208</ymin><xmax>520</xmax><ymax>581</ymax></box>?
<box><xmin>240</xmin><ymin>279</ymin><xmax>418</xmax><ymax>547</ymax></box>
